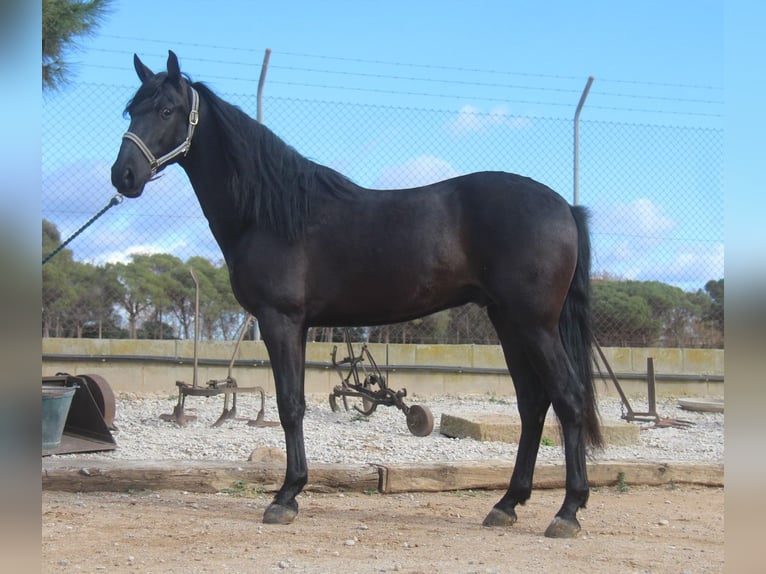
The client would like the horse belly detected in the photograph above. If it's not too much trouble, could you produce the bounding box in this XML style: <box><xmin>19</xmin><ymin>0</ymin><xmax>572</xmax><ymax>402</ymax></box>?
<box><xmin>307</xmin><ymin>249</ymin><xmax>479</xmax><ymax>327</ymax></box>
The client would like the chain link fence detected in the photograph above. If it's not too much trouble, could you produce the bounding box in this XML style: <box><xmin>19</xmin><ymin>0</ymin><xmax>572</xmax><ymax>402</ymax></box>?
<box><xmin>42</xmin><ymin>84</ymin><xmax>723</xmax><ymax>347</ymax></box>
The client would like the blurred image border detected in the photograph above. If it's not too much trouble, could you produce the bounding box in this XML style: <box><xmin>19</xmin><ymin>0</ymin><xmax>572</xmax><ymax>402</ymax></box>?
<box><xmin>0</xmin><ymin>2</ymin><xmax>42</xmax><ymax>572</ymax></box>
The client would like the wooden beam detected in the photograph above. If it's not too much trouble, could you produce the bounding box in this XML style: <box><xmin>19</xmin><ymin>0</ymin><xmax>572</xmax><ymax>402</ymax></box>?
<box><xmin>42</xmin><ymin>460</ymin><xmax>722</xmax><ymax>495</ymax></box>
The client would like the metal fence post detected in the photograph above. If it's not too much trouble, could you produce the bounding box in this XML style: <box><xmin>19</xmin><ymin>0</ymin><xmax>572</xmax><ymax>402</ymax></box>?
<box><xmin>573</xmin><ymin>76</ymin><xmax>594</xmax><ymax>206</ymax></box>
<box><xmin>257</xmin><ymin>48</ymin><xmax>272</xmax><ymax>124</ymax></box>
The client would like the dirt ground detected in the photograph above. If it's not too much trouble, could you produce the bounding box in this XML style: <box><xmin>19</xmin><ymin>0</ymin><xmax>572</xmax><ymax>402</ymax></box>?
<box><xmin>42</xmin><ymin>484</ymin><xmax>723</xmax><ymax>573</ymax></box>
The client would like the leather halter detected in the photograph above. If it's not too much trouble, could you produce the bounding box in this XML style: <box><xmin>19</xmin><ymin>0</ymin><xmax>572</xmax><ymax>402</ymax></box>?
<box><xmin>122</xmin><ymin>86</ymin><xmax>199</xmax><ymax>176</ymax></box>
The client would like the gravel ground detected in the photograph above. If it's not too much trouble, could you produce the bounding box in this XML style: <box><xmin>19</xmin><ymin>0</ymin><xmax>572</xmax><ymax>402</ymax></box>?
<box><xmin>51</xmin><ymin>391</ymin><xmax>724</xmax><ymax>466</ymax></box>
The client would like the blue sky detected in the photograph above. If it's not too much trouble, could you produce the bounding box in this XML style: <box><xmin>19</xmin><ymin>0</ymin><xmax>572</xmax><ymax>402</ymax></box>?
<box><xmin>63</xmin><ymin>0</ymin><xmax>725</xmax><ymax>118</ymax></box>
<box><xmin>40</xmin><ymin>0</ymin><xmax>732</xmax><ymax>291</ymax></box>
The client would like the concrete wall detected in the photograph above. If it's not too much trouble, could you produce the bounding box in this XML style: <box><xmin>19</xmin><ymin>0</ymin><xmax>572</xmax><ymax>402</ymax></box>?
<box><xmin>42</xmin><ymin>338</ymin><xmax>724</xmax><ymax>399</ymax></box>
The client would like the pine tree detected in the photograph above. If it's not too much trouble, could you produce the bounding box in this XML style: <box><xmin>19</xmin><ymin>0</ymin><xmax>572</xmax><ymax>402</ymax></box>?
<box><xmin>42</xmin><ymin>0</ymin><xmax>111</xmax><ymax>91</ymax></box>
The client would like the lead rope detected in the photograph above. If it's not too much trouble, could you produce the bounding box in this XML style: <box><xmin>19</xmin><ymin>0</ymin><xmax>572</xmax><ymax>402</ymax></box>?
<box><xmin>42</xmin><ymin>193</ymin><xmax>124</xmax><ymax>265</ymax></box>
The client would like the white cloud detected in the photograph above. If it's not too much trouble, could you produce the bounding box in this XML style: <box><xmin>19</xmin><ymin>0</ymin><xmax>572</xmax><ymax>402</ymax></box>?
<box><xmin>618</xmin><ymin>198</ymin><xmax>675</xmax><ymax>236</ymax></box>
<box><xmin>590</xmin><ymin>198</ymin><xmax>722</xmax><ymax>289</ymax></box>
<box><xmin>593</xmin><ymin>198</ymin><xmax>675</xmax><ymax>258</ymax></box>
<box><xmin>92</xmin><ymin>244</ymin><xmax>164</xmax><ymax>265</ymax></box>
<box><xmin>42</xmin><ymin>160</ymin><xmax>116</xmax><ymax>214</ymax></box>
<box><xmin>660</xmin><ymin>243</ymin><xmax>724</xmax><ymax>284</ymax></box>
<box><xmin>89</xmin><ymin>240</ymin><xmax>189</xmax><ymax>265</ymax></box>
<box><xmin>373</xmin><ymin>155</ymin><xmax>460</xmax><ymax>189</ymax></box>
<box><xmin>448</xmin><ymin>104</ymin><xmax>484</xmax><ymax>134</ymax></box>
<box><xmin>447</xmin><ymin>104</ymin><xmax>532</xmax><ymax>135</ymax></box>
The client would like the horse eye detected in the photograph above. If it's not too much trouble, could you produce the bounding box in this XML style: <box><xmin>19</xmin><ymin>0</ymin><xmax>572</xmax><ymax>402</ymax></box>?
<box><xmin>160</xmin><ymin>107</ymin><xmax>172</xmax><ymax>119</ymax></box>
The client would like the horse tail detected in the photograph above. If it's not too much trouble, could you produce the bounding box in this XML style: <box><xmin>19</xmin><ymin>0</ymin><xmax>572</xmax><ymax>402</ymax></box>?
<box><xmin>559</xmin><ymin>205</ymin><xmax>603</xmax><ymax>449</ymax></box>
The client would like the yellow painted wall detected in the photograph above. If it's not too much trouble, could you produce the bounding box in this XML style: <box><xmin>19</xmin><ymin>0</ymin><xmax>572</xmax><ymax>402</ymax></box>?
<box><xmin>42</xmin><ymin>339</ymin><xmax>724</xmax><ymax>399</ymax></box>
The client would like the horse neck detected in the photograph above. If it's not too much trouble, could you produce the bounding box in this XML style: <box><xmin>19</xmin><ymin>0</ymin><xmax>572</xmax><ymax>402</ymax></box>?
<box><xmin>177</xmin><ymin>98</ymin><xmax>247</xmax><ymax>258</ymax></box>
<box><xmin>177</xmin><ymin>90</ymin><xmax>355</xmax><ymax>254</ymax></box>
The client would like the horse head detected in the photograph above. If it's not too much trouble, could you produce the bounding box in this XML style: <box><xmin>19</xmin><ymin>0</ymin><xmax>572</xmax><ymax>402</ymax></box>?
<box><xmin>111</xmin><ymin>51</ymin><xmax>199</xmax><ymax>198</ymax></box>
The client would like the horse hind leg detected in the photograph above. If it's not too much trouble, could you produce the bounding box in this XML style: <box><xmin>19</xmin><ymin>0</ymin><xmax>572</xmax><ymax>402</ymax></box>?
<box><xmin>483</xmin><ymin>359</ymin><xmax>551</xmax><ymax>528</ymax></box>
<box><xmin>483</xmin><ymin>309</ymin><xmax>552</xmax><ymax>528</ymax></box>
<box><xmin>522</xmin><ymin>327</ymin><xmax>591</xmax><ymax>538</ymax></box>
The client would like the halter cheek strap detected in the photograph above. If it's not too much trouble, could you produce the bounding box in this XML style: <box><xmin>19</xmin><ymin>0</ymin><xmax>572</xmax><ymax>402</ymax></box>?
<box><xmin>122</xmin><ymin>87</ymin><xmax>200</xmax><ymax>176</ymax></box>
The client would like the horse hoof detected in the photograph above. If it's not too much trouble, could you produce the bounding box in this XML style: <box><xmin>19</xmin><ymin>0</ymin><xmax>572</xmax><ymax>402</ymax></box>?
<box><xmin>263</xmin><ymin>503</ymin><xmax>298</xmax><ymax>525</ymax></box>
<box><xmin>544</xmin><ymin>516</ymin><xmax>580</xmax><ymax>538</ymax></box>
<box><xmin>482</xmin><ymin>507</ymin><xmax>517</xmax><ymax>527</ymax></box>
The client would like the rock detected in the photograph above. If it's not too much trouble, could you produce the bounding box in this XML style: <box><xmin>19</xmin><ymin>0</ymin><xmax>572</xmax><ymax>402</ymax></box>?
<box><xmin>248</xmin><ymin>446</ymin><xmax>287</xmax><ymax>464</ymax></box>
<box><xmin>439</xmin><ymin>412</ymin><xmax>640</xmax><ymax>446</ymax></box>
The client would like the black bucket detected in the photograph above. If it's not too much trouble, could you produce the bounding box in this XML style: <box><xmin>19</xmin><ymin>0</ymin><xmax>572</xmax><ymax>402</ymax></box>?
<box><xmin>42</xmin><ymin>385</ymin><xmax>77</xmax><ymax>450</ymax></box>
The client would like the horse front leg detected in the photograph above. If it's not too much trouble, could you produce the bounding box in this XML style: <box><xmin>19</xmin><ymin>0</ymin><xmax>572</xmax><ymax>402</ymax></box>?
<box><xmin>258</xmin><ymin>313</ymin><xmax>308</xmax><ymax>525</ymax></box>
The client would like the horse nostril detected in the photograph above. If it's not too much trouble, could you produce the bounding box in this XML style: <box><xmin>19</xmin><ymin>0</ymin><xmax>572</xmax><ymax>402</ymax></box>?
<box><xmin>123</xmin><ymin>167</ymin><xmax>134</xmax><ymax>189</ymax></box>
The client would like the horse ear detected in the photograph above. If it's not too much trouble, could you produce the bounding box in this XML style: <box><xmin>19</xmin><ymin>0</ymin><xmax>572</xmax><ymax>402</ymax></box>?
<box><xmin>133</xmin><ymin>54</ymin><xmax>154</xmax><ymax>83</ymax></box>
<box><xmin>167</xmin><ymin>50</ymin><xmax>181</xmax><ymax>84</ymax></box>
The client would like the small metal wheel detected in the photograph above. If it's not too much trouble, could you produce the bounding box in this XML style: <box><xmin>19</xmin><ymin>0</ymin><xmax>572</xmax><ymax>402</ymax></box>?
<box><xmin>406</xmin><ymin>404</ymin><xmax>434</xmax><ymax>437</ymax></box>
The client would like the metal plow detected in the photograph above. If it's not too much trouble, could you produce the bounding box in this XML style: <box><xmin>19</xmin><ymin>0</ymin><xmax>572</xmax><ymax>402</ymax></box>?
<box><xmin>160</xmin><ymin>378</ymin><xmax>279</xmax><ymax>428</ymax></box>
<box><xmin>160</xmin><ymin>269</ymin><xmax>278</xmax><ymax>428</ymax></box>
<box><xmin>328</xmin><ymin>329</ymin><xmax>434</xmax><ymax>437</ymax></box>
<box><xmin>593</xmin><ymin>339</ymin><xmax>694</xmax><ymax>429</ymax></box>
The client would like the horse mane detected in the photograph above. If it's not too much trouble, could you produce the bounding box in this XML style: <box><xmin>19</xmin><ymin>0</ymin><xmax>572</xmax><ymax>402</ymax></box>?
<box><xmin>190</xmin><ymin>82</ymin><xmax>358</xmax><ymax>241</ymax></box>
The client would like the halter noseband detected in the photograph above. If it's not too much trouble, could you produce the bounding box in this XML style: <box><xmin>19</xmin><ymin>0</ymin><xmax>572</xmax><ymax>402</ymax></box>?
<box><xmin>122</xmin><ymin>86</ymin><xmax>200</xmax><ymax>176</ymax></box>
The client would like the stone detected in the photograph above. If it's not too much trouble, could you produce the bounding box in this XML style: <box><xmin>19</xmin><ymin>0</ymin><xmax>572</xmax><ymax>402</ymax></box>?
<box><xmin>439</xmin><ymin>413</ymin><xmax>640</xmax><ymax>446</ymax></box>
<box><xmin>248</xmin><ymin>446</ymin><xmax>287</xmax><ymax>464</ymax></box>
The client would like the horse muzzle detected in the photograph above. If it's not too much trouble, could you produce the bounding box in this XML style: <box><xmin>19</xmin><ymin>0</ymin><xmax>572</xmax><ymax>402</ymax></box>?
<box><xmin>111</xmin><ymin>161</ymin><xmax>146</xmax><ymax>198</ymax></box>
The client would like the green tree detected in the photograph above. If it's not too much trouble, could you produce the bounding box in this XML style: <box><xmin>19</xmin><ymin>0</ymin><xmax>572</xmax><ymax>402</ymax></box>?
<box><xmin>42</xmin><ymin>219</ymin><xmax>78</xmax><ymax>336</ymax></box>
<box><xmin>211</xmin><ymin>261</ymin><xmax>247</xmax><ymax>340</ymax></box>
<box><xmin>65</xmin><ymin>262</ymin><xmax>104</xmax><ymax>337</ymax></box>
<box><xmin>79</xmin><ymin>266</ymin><xmax>126</xmax><ymax>339</ymax></box>
<box><xmin>704</xmin><ymin>279</ymin><xmax>724</xmax><ymax>335</ymax></box>
<box><xmin>185</xmin><ymin>257</ymin><xmax>221</xmax><ymax>340</ymax></box>
<box><xmin>664</xmin><ymin>289</ymin><xmax>710</xmax><ymax>347</ymax></box>
<box><xmin>592</xmin><ymin>279</ymin><xmax>721</xmax><ymax>348</ymax></box>
<box><xmin>186</xmin><ymin>257</ymin><xmax>246</xmax><ymax>340</ymax></box>
<box><xmin>592</xmin><ymin>282</ymin><xmax>659</xmax><ymax>346</ymax></box>
<box><xmin>133</xmin><ymin>253</ymin><xmax>186</xmax><ymax>339</ymax></box>
<box><xmin>42</xmin><ymin>0</ymin><xmax>111</xmax><ymax>91</ymax></box>
<box><xmin>109</xmin><ymin>258</ymin><xmax>158</xmax><ymax>339</ymax></box>
<box><xmin>88</xmin><ymin>263</ymin><xmax>124</xmax><ymax>337</ymax></box>
<box><xmin>42</xmin><ymin>219</ymin><xmax>123</xmax><ymax>338</ymax></box>
<box><xmin>137</xmin><ymin>317</ymin><xmax>177</xmax><ymax>340</ymax></box>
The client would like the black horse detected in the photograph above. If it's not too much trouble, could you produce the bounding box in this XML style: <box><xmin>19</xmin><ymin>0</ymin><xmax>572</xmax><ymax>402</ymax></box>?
<box><xmin>111</xmin><ymin>51</ymin><xmax>602</xmax><ymax>538</ymax></box>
